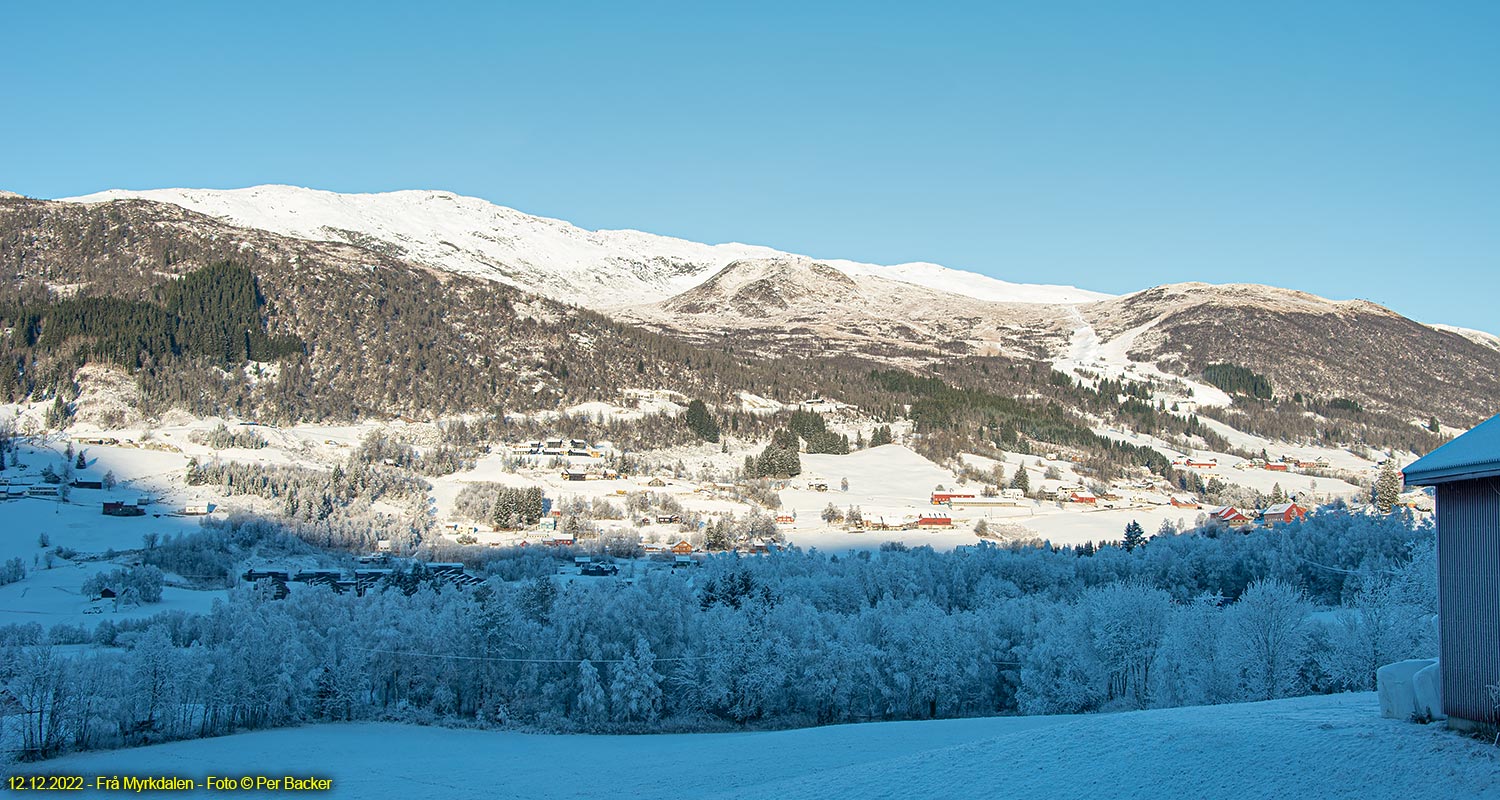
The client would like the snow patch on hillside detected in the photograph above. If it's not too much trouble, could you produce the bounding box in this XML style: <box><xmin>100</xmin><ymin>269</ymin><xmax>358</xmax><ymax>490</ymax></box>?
<box><xmin>1430</xmin><ymin>322</ymin><xmax>1500</xmax><ymax>352</ymax></box>
<box><xmin>1054</xmin><ymin>309</ymin><xmax>1232</xmax><ymax>407</ymax></box>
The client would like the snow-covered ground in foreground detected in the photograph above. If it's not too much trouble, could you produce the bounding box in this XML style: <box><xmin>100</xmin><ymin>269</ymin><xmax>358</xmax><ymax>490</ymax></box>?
<box><xmin>39</xmin><ymin>693</ymin><xmax>1498</xmax><ymax>799</ymax></box>
<box><xmin>60</xmin><ymin>185</ymin><xmax>1111</xmax><ymax>310</ymax></box>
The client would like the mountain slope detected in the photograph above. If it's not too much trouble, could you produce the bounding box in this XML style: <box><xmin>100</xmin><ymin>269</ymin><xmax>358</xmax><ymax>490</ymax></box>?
<box><xmin>60</xmin><ymin>185</ymin><xmax>1111</xmax><ymax>309</ymax></box>
<box><xmin>0</xmin><ymin>196</ymin><xmax>833</xmax><ymax>422</ymax></box>
<box><xmin>1072</xmin><ymin>282</ymin><xmax>1500</xmax><ymax>426</ymax></box>
<box><xmin>623</xmin><ymin>256</ymin><xmax>1068</xmax><ymax>362</ymax></box>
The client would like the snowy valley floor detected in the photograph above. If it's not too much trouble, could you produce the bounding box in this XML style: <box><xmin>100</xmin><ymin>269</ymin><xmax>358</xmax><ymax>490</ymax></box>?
<box><xmin>35</xmin><ymin>693</ymin><xmax>1499</xmax><ymax>799</ymax></box>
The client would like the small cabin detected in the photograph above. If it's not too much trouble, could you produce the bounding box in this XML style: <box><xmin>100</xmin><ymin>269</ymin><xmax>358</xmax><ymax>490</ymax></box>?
<box><xmin>671</xmin><ymin>540</ymin><xmax>694</xmax><ymax>555</ymax></box>
<box><xmin>102</xmin><ymin>501</ymin><xmax>145</xmax><ymax>517</ymax></box>
<box><xmin>1403</xmin><ymin>414</ymin><xmax>1500</xmax><ymax>730</ymax></box>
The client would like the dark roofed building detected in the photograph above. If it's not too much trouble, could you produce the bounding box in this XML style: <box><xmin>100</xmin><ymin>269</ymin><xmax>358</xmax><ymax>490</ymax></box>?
<box><xmin>1403</xmin><ymin>413</ymin><xmax>1500</xmax><ymax>730</ymax></box>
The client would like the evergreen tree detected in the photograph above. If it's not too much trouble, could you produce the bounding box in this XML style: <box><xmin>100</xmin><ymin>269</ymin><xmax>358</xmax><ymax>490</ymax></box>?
<box><xmin>1122</xmin><ymin>520</ymin><xmax>1146</xmax><ymax>552</ymax></box>
<box><xmin>1375</xmin><ymin>459</ymin><xmax>1403</xmax><ymax>514</ymax></box>
<box><xmin>45</xmin><ymin>396</ymin><xmax>70</xmax><ymax>429</ymax></box>
<box><xmin>574</xmin><ymin>659</ymin><xmax>608</xmax><ymax>729</ymax></box>
<box><xmin>704</xmin><ymin>518</ymin><xmax>732</xmax><ymax>551</ymax></box>
<box><xmin>609</xmin><ymin>637</ymin><xmax>663</xmax><ymax>723</ymax></box>
<box><xmin>1009</xmin><ymin>466</ymin><xmax>1031</xmax><ymax>493</ymax></box>
<box><xmin>869</xmin><ymin>425</ymin><xmax>894</xmax><ymax>447</ymax></box>
<box><xmin>684</xmin><ymin>399</ymin><xmax>720</xmax><ymax>443</ymax></box>
<box><xmin>1269</xmin><ymin>482</ymin><xmax>1288</xmax><ymax>504</ymax></box>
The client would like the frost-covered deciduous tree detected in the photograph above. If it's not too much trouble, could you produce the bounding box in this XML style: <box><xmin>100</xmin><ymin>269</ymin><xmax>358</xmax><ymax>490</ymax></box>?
<box><xmin>1317</xmin><ymin>570</ymin><xmax>1435</xmax><ymax>691</ymax></box>
<box><xmin>1152</xmin><ymin>593</ymin><xmax>1235</xmax><ymax>707</ymax></box>
<box><xmin>1226</xmin><ymin>579</ymin><xmax>1308</xmax><ymax>700</ymax></box>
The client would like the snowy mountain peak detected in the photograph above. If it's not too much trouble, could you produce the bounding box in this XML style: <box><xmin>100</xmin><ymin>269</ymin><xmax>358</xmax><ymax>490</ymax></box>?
<box><xmin>59</xmin><ymin>185</ymin><xmax>1112</xmax><ymax>310</ymax></box>
<box><xmin>661</xmin><ymin>257</ymin><xmax>863</xmax><ymax>317</ymax></box>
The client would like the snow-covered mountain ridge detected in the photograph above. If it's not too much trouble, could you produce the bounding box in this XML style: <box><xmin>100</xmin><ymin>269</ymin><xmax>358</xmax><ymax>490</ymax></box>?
<box><xmin>60</xmin><ymin>185</ymin><xmax>1111</xmax><ymax>309</ymax></box>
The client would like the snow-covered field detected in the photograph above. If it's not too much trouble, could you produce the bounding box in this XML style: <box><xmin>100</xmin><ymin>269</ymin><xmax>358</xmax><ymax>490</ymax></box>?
<box><xmin>36</xmin><ymin>693</ymin><xmax>1497</xmax><ymax>799</ymax></box>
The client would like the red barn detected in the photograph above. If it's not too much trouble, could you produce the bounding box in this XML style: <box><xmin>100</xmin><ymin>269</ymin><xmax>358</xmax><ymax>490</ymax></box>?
<box><xmin>1263</xmin><ymin>463</ymin><xmax>1290</xmax><ymax>472</ymax></box>
<box><xmin>1068</xmin><ymin>491</ymin><xmax>1097</xmax><ymax>505</ymax></box>
<box><xmin>916</xmin><ymin>514</ymin><xmax>953</xmax><ymax>529</ymax></box>
<box><xmin>931</xmin><ymin>492</ymin><xmax>977</xmax><ymax>505</ymax></box>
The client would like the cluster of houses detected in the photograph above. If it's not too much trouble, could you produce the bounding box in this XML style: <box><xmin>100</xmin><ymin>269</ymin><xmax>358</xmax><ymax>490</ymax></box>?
<box><xmin>242</xmin><ymin>559</ymin><xmax>483</xmax><ymax>598</ymax></box>
<box><xmin>858</xmin><ymin>512</ymin><xmax>955</xmax><ymax>532</ymax></box>
<box><xmin>1202</xmin><ymin>502</ymin><xmax>1309</xmax><ymax>528</ymax></box>
<box><xmin>1234</xmin><ymin>455</ymin><xmax>1330</xmax><ymax>472</ymax></box>
<box><xmin>511</xmin><ymin>438</ymin><xmax>605</xmax><ymax>457</ymax></box>
<box><xmin>924</xmin><ymin>487</ymin><xmax>1310</xmax><ymax>530</ymax></box>
<box><xmin>560</xmin><ymin>467</ymin><xmax>621</xmax><ymax>481</ymax></box>
<box><xmin>1173</xmin><ymin>454</ymin><xmax>1332</xmax><ymax>473</ymax></box>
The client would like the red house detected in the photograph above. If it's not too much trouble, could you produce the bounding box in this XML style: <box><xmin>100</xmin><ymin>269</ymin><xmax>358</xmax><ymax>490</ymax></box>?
<box><xmin>931</xmin><ymin>492</ymin><xmax>977</xmax><ymax>505</ymax></box>
<box><xmin>1212</xmin><ymin>506</ymin><xmax>1253</xmax><ymax>525</ymax></box>
<box><xmin>671</xmin><ymin>540</ymin><xmax>694</xmax><ymax>555</ymax></box>
<box><xmin>1259</xmin><ymin>502</ymin><xmax>1308</xmax><ymax>525</ymax></box>
<box><xmin>1068</xmin><ymin>491</ymin><xmax>1097</xmax><ymax>505</ymax></box>
<box><xmin>1264</xmin><ymin>463</ymin><xmax>1290</xmax><ymax>472</ymax></box>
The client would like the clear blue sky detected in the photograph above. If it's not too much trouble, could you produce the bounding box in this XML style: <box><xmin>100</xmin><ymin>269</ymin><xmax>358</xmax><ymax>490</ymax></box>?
<box><xmin>4</xmin><ymin>1</ymin><xmax>1498</xmax><ymax>331</ymax></box>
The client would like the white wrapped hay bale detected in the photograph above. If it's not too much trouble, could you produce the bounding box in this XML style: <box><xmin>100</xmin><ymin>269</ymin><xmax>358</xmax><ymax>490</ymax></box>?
<box><xmin>1377</xmin><ymin>658</ymin><xmax>1437</xmax><ymax>720</ymax></box>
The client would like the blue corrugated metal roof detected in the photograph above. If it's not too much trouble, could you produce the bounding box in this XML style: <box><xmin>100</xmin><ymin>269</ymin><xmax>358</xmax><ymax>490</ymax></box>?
<box><xmin>1404</xmin><ymin>413</ymin><xmax>1500</xmax><ymax>485</ymax></box>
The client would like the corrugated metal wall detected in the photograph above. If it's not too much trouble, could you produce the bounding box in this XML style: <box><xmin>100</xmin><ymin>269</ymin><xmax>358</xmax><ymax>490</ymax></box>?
<box><xmin>1438</xmin><ymin>477</ymin><xmax>1500</xmax><ymax>723</ymax></box>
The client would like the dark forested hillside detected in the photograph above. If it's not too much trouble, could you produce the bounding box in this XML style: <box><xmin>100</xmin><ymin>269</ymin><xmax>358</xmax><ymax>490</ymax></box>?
<box><xmin>0</xmin><ymin>197</ymin><xmax>843</xmax><ymax>422</ymax></box>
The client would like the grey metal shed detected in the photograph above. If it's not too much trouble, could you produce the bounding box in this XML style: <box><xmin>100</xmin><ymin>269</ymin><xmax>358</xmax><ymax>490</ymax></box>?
<box><xmin>1404</xmin><ymin>413</ymin><xmax>1500</xmax><ymax>729</ymax></box>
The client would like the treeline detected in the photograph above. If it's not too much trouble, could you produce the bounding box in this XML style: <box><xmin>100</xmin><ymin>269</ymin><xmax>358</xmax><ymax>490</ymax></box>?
<box><xmin>1202</xmin><ymin>363</ymin><xmax>1273</xmax><ymax>399</ymax></box>
<box><xmin>1</xmin><ymin>262</ymin><xmax>302</xmax><ymax>372</ymax></box>
<box><xmin>191</xmin><ymin>423</ymin><xmax>268</xmax><ymax>450</ymax></box>
<box><xmin>453</xmin><ymin>484</ymin><xmax>548</xmax><ymax>530</ymax></box>
<box><xmin>0</xmin><ymin>508</ymin><xmax>1434</xmax><ymax>760</ymax></box>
